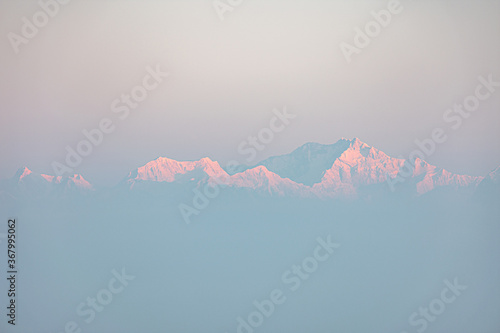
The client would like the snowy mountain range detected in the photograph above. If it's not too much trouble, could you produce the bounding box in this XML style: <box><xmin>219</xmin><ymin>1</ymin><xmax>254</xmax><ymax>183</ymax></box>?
<box><xmin>2</xmin><ymin>138</ymin><xmax>497</xmax><ymax>200</ymax></box>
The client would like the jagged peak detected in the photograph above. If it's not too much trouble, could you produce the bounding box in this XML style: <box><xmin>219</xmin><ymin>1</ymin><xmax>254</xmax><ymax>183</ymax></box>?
<box><xmin>132</xmin><ymin>156</ymin><xmax>227</xmax><ymax>182</ymax></box>
<box><xmin>5</xmin><ymin>138</ymin><xmax>489</xmax><ymax>198</ymax></box>
<box><xmin>338</xmin><ymin>137</ymin><xmax>355</xmax><ymax>144</ymax></box>
<box><xmin>349</xmin><ymin>137</ymin><xmax>369</xmax><ymax>149</ymax></box>
<box><xmin>243</xmin><ymin>165</ymin><xmax>271</xmax><ymax>174</ymax></box>
<box><xmin>144</xmin><ymin>156</ymin><xmax>218</xmax><ymax>168</ymax></box>
<box><xmin>145</xmin><ymin>156</ymin><xmax>180</xmax><ymax>166</ymax></box>
<box><xmin>199</xmin><ymin>157</ymin><xmax>214</xmax><ymax>163</ymax></box>
<box><xmin>10</xmin><ymin>167</ymin><xmax>93</xmax><ymax>190</ymax></box>
<box><xmin>15</xmin><ymin>166</ymin><xmax>32</xmax><ymax>180</ymax></box>
<box><xmin>232</xmin><ymin>165</ymin><xmax>288</xmax><ymax>181</ymax></box>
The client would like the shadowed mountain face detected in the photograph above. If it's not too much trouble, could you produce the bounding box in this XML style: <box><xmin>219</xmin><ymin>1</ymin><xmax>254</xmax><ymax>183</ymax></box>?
<box><xmin>0</xmin><ymin>138</ymin><xmax>491</xmax><ymax>200</ymax></box>
<box><xmin>475</xmin><ymin>166</ymin><xmax>500</xmax><ymax>204</ymax></box>
<box><xmin>251</xmin><ymin>139</ymin><xmax>352</xmax><ymax>186</ymax></box>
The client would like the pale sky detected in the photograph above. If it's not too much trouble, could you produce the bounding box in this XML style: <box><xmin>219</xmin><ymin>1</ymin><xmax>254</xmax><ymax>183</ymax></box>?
<box><xmin>1</xmin><ymin>0</ymin><xmax>499</xmax><ymax>186</ymax></box>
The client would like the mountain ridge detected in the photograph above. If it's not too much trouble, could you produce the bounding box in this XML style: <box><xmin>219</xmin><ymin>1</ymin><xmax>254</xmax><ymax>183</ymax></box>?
<box><xmin>2</xmin><ymin>138</ymin><xmax>494</xmax><ymax>199</ymax></box>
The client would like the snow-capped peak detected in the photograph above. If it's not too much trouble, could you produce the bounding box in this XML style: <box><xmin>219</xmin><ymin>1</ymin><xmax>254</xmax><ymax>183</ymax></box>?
<box><xmin>15</xmin><ymin>166</ymin><xmax>32</xmax><ymax>181</ymax></box>
<box><xmin>129</xmin><ymin>156</ymin><xmax>229</xmax><ymax>182</ymax></box>
<box><xmin>349</xmin><ymin>137</ymin><xmax>368</xmax><ymax>149</ymax></box>
<box><xmin>237</xmin><ymin>165</ymin><xmax>272</xmax><ymax>176</ymax></box>
<box><xmin>8</xmin><ymin>167</ymin><xmax>93</xmax><ymax>193</ymax></box>
<box><xmin>4</xmin><ymin>138</ymin><xmax>490</xmax><ymax>199</ymax></box>
<box><xmin>228</xmin><ymin>165</ymin><xmax>310</xmax><ymax>196</ymax></box>
<box><xmin>64</xmin><ymin>174</ymin><xmax>93</xmax><ymax>189</ymax></box>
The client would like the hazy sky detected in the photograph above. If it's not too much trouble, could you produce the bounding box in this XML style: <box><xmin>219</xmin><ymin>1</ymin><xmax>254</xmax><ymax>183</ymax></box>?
<box><xmin>1</xmin><ymin>0</ymin><xmax>499</xmax><ymax>186</ymax></box>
